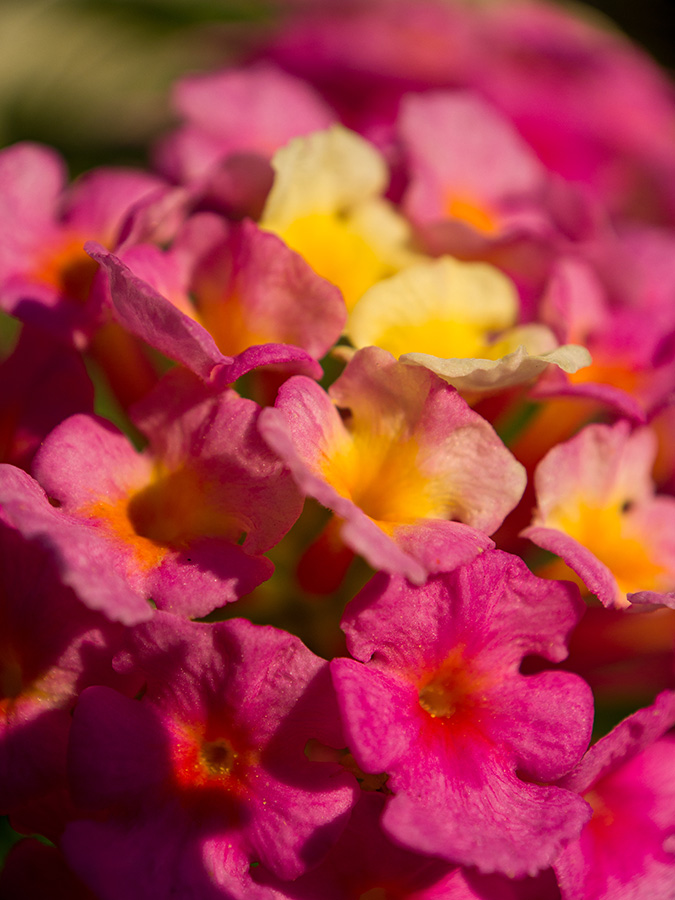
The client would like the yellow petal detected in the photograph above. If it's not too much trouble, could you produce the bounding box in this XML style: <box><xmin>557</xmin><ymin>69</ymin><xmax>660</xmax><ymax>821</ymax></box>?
<box><xmin>347</xmin><ymin>256</ymin><xmax>518</xmax><ymax>358</ymax></box>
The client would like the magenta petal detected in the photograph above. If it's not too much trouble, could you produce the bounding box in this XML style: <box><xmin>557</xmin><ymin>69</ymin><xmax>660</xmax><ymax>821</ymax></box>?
<box><xmin>63</xmin><ymin>811</ymin><xmax>256</xmax><ymax>900</ymax></box>
<box><xmin>68</xmin><ymin>686</ymin><xmax>169</xmax><ymax>808</ymax></box>
<box><xmin>331</xmin><ymin>659</ymin><xmax>423</xmax><ymax>773</ymax></box>
<box><xmin>332</xmin><ymin>654</ymin><xmax>590</xmax><ymax>877</ymax></box>
<box><xmin>381</xmin><ymin>751</ymin><xmax>590</xmax><ymax>878</ymax></box>
<box><xmin>522</xmin><ymin>524</ymin><xmax>620</xmax><ymax>607</ymax></box>
<box><xmin>486</xmin><ymin>671</ymin><xmax>594</xmax><ymax>783</ymax></box>
<box><xmin>219</xmin><ymin>342</ymin><xmax>323</xmax><ymax>384</ymax></box>
<box><xmin>149</xmin><ymin>541</ymin><xmax>274</xmax><ymax>618</ymax></box>
<box><xmin>247</xmin><ymin>771</ymin><xmax>355</xmax><ymax>881</ymax></box>
<box><xmin>82</xmin><ymin>615</ymin><xmax>358</xmax><ymax>883</ymax></box>
<box><xmin>560</xmin><ymin>690</ymin><xmax>675</xmax><ymax>796</ymax></box>
<box><xmin>332</xmin><ymin>551</ymin><xmax>592</xmax><ymax>876</ymax></box>
<box><xmin>87</xmin><ymin>242</ymin><xmax>233</xmax><ymax>381</ymax></box>
<box><xmin>0</xmin><ymin>465</ymin><xmax>151</xmax><ymax>625</ymax></box>
<box><xmin>392</xmin><ymin>520</ymin><xmax>494</xmax><ymax>575</ymax></box>
<box><xmin>629</xmin><ymin>589</ymin><xmax>675</xmax><ymax>609</ymax></box>
<box><xmin>341</xmin><ymin>552</ymin><xmax>585</xmax><ymax>674</ymax></box>
<box><xmin>32</xmin><ymin>413</ymin><xmax>151</xmax><ymax>511</ymax></box>
<box><xmin>554</xmin><ymin>693</ymin><xmax>675</xmax><ymax>900</ymax></box>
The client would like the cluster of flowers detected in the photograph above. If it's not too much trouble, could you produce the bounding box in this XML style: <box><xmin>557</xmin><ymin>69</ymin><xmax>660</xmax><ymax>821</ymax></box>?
<box><xmin>3</xmin><ymin>1</ymin><xmax>675</xmax><ymax>897</ymax></box>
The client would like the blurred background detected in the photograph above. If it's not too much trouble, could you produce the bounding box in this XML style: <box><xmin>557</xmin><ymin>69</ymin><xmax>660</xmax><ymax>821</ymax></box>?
<box><xmin>0</xmin><ymin>0</ymin><xmax>275</xmax><ymax>173</ymax></box>
<box><xmin>0</xmin><ymin>0</ymin><xmax>673</xmax><ymax>177</ymax></box>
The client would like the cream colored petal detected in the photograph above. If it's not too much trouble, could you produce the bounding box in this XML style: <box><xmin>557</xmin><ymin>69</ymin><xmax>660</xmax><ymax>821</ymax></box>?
<box><xmin>401</xmin><ymin>343</ymin><xmax>592</xmax><ymax>393</ymax></box>
<box><xmin>347</xmin><ymin>256</ymin><xmax>518</xmax><ymax>356</ymax></box>
<box><xmin>261</xmin><ymin>124</ymin><xmax>389</xmax><ymax>229</ymax></box>
<box><xmin>347</xmin><ymin>197</ymin><xmax>419</xmax><ymax>270</ymax></box>
<box><xmin>488</xmin><ymin>323</ymin><xmax>558</xmax><ymax>357</ymax></box>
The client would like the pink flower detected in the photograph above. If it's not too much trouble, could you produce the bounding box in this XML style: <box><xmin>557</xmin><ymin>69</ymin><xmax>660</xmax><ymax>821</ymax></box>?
<box><xmin>331</xmin><ymin>550</ymin><xmax>594</xmax><ymax>876</ymax></box>
<box><xmin>399</xmin><ymin>91</ymin><xmax>553</xmax><ymax>254</ymax></box>
<box><xmin>535</xmin><ymin>258</ymin><xmax>675</xmax><ymax>422</ymax></box>
<box><xmin>156</xmin><ymin>62</ymin><xmax>336</xmax><ymax>190</ymax></box>
<box><xmin>554</xmin><ymin>691</ymin><xmax>675</xmax><ymax>899</ymax></box>
<box><xmin>0</xmin><ymin>521</ymin><xmax>140</xmax><ymax>815</ymax></box>
<box><xmin>0</xmin><ymin>142</ymin><xmax>164</xmax><ymax>345</ymax></box>
<box><xmin>63</xmin><ymin>614</ymin><xmax>357</xmax><ymax>899</ymax></box>
<box><xmin>522</xmin><ymin>421</ymin><xmax>675</xmax><ymax>608</ymax></box>
<box><xmin>88</xmin><ymin>213</ymin><xmax>345</xmax><ymax>387</ymax></box>
<box><xmin>1</xmin><ymin>369</ymin><xmax>303</xmax><ymax>619</ymax></box>
<box><xmin>0</xmin><ymin>465</ymin><xmax>152</xmax><ymax>626</ymax></box>
<box><xmin>259</xmin><ymin>347</ymin><xmax>525</xmax><ymax>583</ymax></box>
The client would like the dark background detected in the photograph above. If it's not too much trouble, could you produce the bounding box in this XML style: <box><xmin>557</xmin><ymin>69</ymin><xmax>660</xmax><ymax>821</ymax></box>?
<box><xmin>585</xmin><ymin>0</ymin><xmax>675</xmax><ymax>68</ymax></box>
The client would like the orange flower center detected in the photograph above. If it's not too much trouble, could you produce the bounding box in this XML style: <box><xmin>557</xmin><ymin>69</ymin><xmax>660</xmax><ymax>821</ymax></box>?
<box><xmin>77</xmin><ymin>464</ymin><xmax>244</xmax><ymax>573</ymax></box>
<box><xmin>32</xmin><ymin>234</ymin><xmax>100</xmax><ymax>303</ymax></box>
<box><xmin>445</xmin><ymin>194</ymin><xmax>499</xmax><ymax>235</ymax></box>
<box><xmin>169</xmin><ymin>718</ymin><xmax>257</xmax><ymax>810</ymax></box>
<box><xmin>418</xmin><ymin>646</ymin><xmax>485</xmax><ymax>723</ymax></box>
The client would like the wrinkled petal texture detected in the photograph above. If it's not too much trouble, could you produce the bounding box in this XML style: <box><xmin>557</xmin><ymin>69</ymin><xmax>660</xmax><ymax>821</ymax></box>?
<box><xmin>260</xmin><ymin>348</ymin><xmax>524</xmax><ymax>581</ymax></box>
<box><xmin>67</xmin><ymin>615</ymin><xmax>357</xmax><ymax>890</ymax></box>
<box><xmin>555</xmin><ymin>692</ymin><xmax>675</xmax><ymax>900</ymax></box>
<box><xmin>332</xmin><ymin>550</ymin><xmax>593</xmax><ymax>876</ymax></box>
<box><xmin>29</xmin><ymin>372</ymin><xmax>302</xmax><ymax>616</ymax></box>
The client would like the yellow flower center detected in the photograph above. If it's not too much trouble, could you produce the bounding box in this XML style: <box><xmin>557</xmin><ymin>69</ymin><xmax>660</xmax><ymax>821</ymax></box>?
<box><xmin>274</xmin><ymin>213</ymin><xmax>392</xmax><ymax>312</ymax></box>
<box><xmin>197</xmin><ymin>288</ymin><xmax>268</xmax><ymax>358</ymax></box>
<box><xmin>169</xmin><ymin>718</ymin><xmax>255</xmax><ymax>800</ymax></box>
<box><xmin>199</xmin><ymin>738</ymin><xmax>237</xmax><ymax>777</ymax></box>
<box><xmin>322</xmin><ymin>427</ymin><xmax>448</xmax><ymax>533</ymax></box>
<box><xmin>550</xmin><ymin>500</ymin><xmax>667</xmax><ymax>599</ymax></box>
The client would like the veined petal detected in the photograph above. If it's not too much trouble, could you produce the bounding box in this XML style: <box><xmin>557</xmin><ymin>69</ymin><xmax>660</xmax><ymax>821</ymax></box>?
<box><xmin>332</xmin><ymin>551</ymin><xmax>592</xmax><ymax>877</ymax></box>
